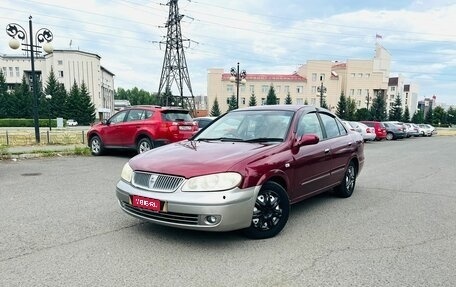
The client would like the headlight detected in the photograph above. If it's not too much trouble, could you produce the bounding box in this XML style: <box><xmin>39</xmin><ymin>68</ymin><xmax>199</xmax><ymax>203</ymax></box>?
<box><xmin>120</xmin><ymin>162</ymin><xmax>133</xmax><ymax>183</ymax></box>
<box><xmin>182</xmin><ymin>172</ymin><xmax>242</xmax><ymax>192</ymax></box>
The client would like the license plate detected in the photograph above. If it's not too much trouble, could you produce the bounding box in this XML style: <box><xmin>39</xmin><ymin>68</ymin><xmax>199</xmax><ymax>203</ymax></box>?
<box><xmin>131</xmin><ymin>195</ymin><xmax>161</xmax><ymax>212</ymax></box>
<box><xmin>179</xmin><ymin>126</ymin><xmax>192</xmax><ymax>131</ymax></box>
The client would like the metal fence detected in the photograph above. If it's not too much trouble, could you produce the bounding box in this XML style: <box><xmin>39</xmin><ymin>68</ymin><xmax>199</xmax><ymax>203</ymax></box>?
<box><xmin>0</xmin><ymin>130</ymin><xmax>87</xmax><ymax>146</ymax></box>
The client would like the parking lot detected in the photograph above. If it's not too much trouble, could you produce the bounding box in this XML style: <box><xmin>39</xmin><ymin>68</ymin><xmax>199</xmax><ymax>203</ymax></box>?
<box><xmin>1</xmin><ymin>136</ymin><xmax>455</xmax><ymax>286</ymax></box>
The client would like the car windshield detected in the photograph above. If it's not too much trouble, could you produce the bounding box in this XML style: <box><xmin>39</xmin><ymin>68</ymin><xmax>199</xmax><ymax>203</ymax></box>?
<box><xmin>194</xmin><ymin>110</ymin><xmax>294</xmax><ymax>142</ymax></box>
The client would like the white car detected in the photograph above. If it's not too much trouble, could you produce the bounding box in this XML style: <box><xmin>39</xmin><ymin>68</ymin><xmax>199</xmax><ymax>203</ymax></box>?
<box><xmin>67</xmin><ymin>119</ymin><xmax>78</xmax><ymax>126</ymax></box>
<box><xmin>350</xmin><ymin>121</ymin><xmax>376</xmax><ymax>142</ymax></box>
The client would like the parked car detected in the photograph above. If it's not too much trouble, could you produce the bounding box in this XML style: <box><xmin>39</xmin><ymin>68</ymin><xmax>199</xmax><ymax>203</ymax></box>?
<box><xmin>404</xmin><ymin>123</ymin><xmax>420</xmax><ymax>137</ymax></box>
<box><xmin>116</xmin><ymin>105</ymin><xmax>365</xmax><ymax>239</ymax></box>
<box><xmin>360</xmin><ymin>121</ymin><xmax>387</xmax><ymax>141</ymax></box>
<box><xmin>194</xmin><ymin>116</ymin><xmax>217</xmax><ymax>131</ymax></box>
<box><xmin>87</xmin><ymin>105</ymin><xmax>198</xmax><ymax>155</ymax></box>
<box><xmin>66</xmin><ymin>119</ymin><xmax>78</xmax><ymax>126</ymax></box>
<box><xmin>350</xmin><ymin>121</ymin><xmax>376</xmax><ymax>142</ymax></box>
<box><xmin>418</xmin><ymin>124</ymin><xmax>436</xmax><ymax>136</ymax></box>
<box><xmin>382</xmin><ymin>122</ymin><xmax>406</xmax><ymax>140</ymax></box>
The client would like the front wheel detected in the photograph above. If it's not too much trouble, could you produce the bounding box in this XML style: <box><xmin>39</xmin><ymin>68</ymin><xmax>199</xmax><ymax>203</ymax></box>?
<box><xmin>137</xmin><ymin>137</ymin><xmax>153</xmax><ymax>154</ymax></box>
<box><xmin>90</xmin><ymin>135</ymin><xmax>104</xmax><ymax>156</ymax></box>
<box><xmin>243</xmin><ymin>182</ymin><xmax>290</xmax><ymax>239</ymax></box>
<box><xmin>335</xmin><ymin>161</ymin><xmax>357</xmax><ymax>198</ymax></box>
<box><xmin>386</xmin><ymin>132</ymin><xmax>394</xmax><ymax>140</ymax></box>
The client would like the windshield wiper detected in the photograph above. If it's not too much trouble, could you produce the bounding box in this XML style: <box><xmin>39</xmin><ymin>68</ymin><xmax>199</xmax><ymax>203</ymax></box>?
<box><xmin>197</xmin><ymin>137</ymin><xmax>244</xmax><ymax>142</ymax></box>
<box><xmin>244</xmin><ymin>137</ymin><xmax>283</xmax><ymax>143</ymax></box>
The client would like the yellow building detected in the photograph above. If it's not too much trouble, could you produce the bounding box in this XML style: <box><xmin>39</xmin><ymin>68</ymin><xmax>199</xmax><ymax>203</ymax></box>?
<box><xmin>206</xmin><ymin>44</ymin><xmax>417</xmax><ymax>114</ymax></box>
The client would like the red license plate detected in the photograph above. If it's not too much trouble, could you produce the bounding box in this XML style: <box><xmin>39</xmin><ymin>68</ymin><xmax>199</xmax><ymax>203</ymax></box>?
<box><xmin>131</xmin><ymin>195</ymin><xmax>161</xmax><ymax>212</ymax></box>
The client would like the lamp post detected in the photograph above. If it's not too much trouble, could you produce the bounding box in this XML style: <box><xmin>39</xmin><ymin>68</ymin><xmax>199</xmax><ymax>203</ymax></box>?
<box><xmin>366</xmin><ymin>91</ymin><xmax>371</xmax><ymax>110</ymax></box>
<box><xmin>45</xmin><ymin>94</ymin><xmax>52</xmax><ymax>131</ymax></box>
<box><xmin>317</xmin><ymin>76</ymin><xmax>327</xmax><ymax>108</ymax></box>
<box><xmin>6</xmin><ymin>16</ymin><xmax>54</xmax><ymax>143</ymax></box>
<box><xmin>230</xmin><ymin>62</ymin><xmax>247</xmax><ymax>109</ymax></box>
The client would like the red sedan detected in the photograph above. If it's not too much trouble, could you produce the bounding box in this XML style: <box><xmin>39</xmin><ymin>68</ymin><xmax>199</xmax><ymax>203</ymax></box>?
<box><xmin>116</xmin><ymin>105</ymin><xmax>365</xmax><ymax>239</ymax></box>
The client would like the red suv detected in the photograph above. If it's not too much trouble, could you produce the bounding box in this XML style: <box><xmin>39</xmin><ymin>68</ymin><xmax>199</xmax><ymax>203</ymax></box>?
<box><xmin>87</xmin><ymin>106</ymin><xmax>198</xmax><ymax>155</ymax></box>
<box><xmin>360</xmin><ymin>121</ymin><xmax>387</xmax><ymax>141</ymax></box>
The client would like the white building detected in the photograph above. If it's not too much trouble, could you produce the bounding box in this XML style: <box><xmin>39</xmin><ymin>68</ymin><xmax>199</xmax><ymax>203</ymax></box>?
<box><xmin>1</xmin><ymin>49</ymin><xmax>115</xmax><ymax>120</ymax></box>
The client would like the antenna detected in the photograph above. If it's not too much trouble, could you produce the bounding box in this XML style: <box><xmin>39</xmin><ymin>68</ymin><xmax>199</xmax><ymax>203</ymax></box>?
<box><xmin>157</xmin><ymin>0</ymin><xmax>196</xmax><ymax>115</ymax></box>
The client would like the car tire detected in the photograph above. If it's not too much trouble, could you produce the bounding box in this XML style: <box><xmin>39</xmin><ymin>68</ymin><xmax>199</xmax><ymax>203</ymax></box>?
<box><xmin>243</xmin><ymin>181</ymin><xmax>290</xmax><ymax>239</ymax></box>
<box><xmin>137</xmin><ymin>137</ymin><xmax>154</xmax><ymax>154</ymax></box>
<box><xmin>90</xmin><ymin>135</ymin><xmax>104</xmax><ymax>156</ymax></box>
<box><xmin>386</xmin><ymin>132</ymin><xmax>394</xmax><ymax>140</ymax></box>
<box><xmin>334</xmin><ymin>161</ymin><xmax>357</xmax><ymax>198</ymax></box>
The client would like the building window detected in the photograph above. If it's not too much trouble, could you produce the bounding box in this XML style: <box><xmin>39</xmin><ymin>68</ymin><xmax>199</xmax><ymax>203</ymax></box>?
<box><xmin>58</xmin><ymin>70</ymin><xmax>64</xmax><ymax>77</ymax></box>
<box><xmin>350</xmin><ymin>73</ymin><xmax>355</xmax><ymax>78</ymax></box>
<box><xmin>312</xmin><ymin>73</ymin><xmax>317</xmax><ymax>81</ymax></box>
<box><xmin>262</xmin><ymin>85</ymin><xmax>269</xmax><ymax>93</ymax></box>
<box><xmin>249</xmin><ymin>85</ymin><xmax>255</xmax><ymax>93</ymax></box>
<box><xmin>261</xmin><ymin>98</ymin><xmax>265</xmax><ymax>105</ymax></box>
<box><xmin>391</xmin><ymin>86</ymin><xmax>396</xmax><ymax>92</ymax></box>
<box><xmin>276</xmin><ymin>98</ymin><xmax>280</xmax><ymax>104</ymax></box>
<box><xmin>242</xmin><ymin>97</ymin><xmax>246</xmax><ymax>105</ymax></box>
<box><xmin>296</xmin><ymin>98</ymin><xmax>303</xmax><ymax>105</ymax></box>
<box><xmin>311</xmin><ymin>86</ymin><xmax>317</xmax><ymax>94</ymax></box>
<box><xmin>284</xmin><ymin>86</ymin><xmax>289</xmax><ymax>93</ymax></box>
<box><xmin>15</xmin><ymin>67</ymin><xmax>20</xmax><ymax>77</ymax></box>
<box><xmin>320</xmin><ymin>74</ymin><xmax>325</xmax><ymax>81</ymax></box>
<box><xmin>310</xmin><ymin>98</ymin><xmax>316</xmax><ymax>105</ymax></box>
<box><xmin>365</xmin><ymin>89</ymin><xmax>369</xmax><ymax>96</ymax></box>
<box><xmin>241</xmin><ymin>85</ymin><xmax>246</xmax><ymax>92</ymax></box>
<box><xmin>365</xmin><ymin>73</ymin><xmax>370</xmax><ymax>78</ymax></box>
<box><xmin>357</xmin><ymin>100</ymin><xmax>361</xmax><ymax>106</ymax></box>
<box><xmin>226</xmin><ymin>98</ymin><xmax>230</xmax><ymax>104</ymax></box>
<box><xmin>9</xmin><ymin>67</ymin><xmax>13</xmax><ymax>77</ymax></box>
<box><xmin>276</xmin><ymin>86</ymin><xmax>281</xmax><ymax>93</ymax></box>
<box><xmin>58</xmin><ymin>60</ymin><xmax>63</xmax><ymax>65</ymax></box>
<box><xmin>358</xmin><ymin>73</ymin><xmax>363</xmax><ymax>78</ymax></box>
<box><xmin>296</xmin><ymin>86</ymin><xmax>303</xmax><ymax>93</ymax></box>
<box><xmin>357</xmin><ymin>89</ymin><xmax>362</xmax><ymax>95</ymax></box>
<box><xmin>350</xmin><ymin>89</ymin><xmax>354</xmax><ymax>96</ymax></box>
<box><xmin>227</xmin><ymin>84</ymin><xmax>233</xmax><ymax>93</ymax></box>
<box><xmin>2</xmin><ymin>67</ymin><xmax>6</xmax><ymax>75</ymax></box>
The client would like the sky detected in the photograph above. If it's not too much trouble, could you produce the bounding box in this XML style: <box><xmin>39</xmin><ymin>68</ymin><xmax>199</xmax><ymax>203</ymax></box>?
<box><xmin>1</xmin><ymin>0</ymin><xmax>455</xmax><ymax>105</ymax></box>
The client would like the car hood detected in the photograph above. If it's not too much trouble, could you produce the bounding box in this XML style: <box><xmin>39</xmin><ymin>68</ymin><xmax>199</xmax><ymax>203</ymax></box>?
<box><xmin>129</xmin><ymin>140</ymin><xmax>278</xmax><ymax>178</ymax></box>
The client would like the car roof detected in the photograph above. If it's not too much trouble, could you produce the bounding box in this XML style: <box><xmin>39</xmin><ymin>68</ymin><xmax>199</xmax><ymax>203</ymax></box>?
<box><xmin>234</xmin><ymin>104</ymin><xmax>323</xmax><ymax>113</ymax></box>
<box><xmin>129</xmin><ymin>105</ymin><xmax>189</xmax><ymax>112</ymax></box>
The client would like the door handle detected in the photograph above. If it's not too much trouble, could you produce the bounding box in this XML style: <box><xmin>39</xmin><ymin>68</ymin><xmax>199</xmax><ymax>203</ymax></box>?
<box><xmin>324</xmin><ymin>148</ymin><xmax>330</xmax><ymax>153</ymax></box>
<box><xmin>347</xmin><ymin>142</ymin><xmax>352</xmax><ymax>146</ymax></box>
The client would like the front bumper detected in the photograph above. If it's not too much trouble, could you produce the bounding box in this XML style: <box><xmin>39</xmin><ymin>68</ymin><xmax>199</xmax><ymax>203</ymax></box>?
<box><xmin>116</xmin><ymin>180</ymin><xmax>260</xmax><ymax>232</ymax></box>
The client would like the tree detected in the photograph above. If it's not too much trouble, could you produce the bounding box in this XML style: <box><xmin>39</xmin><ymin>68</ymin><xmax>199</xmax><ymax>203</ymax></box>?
<box><xmin>389</xmin><ymin>95</ymin><xmax>403</xmax><ymax>121</ymax></box>
<box><xmin>43</xmin><ymin>67</ymin><xmax>67</xmax><ymax>119</ymax></box>
<box><xmin>346</xmin><ymin>97</ymin><xmax>357</xmax><ymax>121</ymax></box>
<box><xmin>78</xmin><ymin>82</ymin><xmax>96</xmax><ymax>125</ymax></box>
<box><xmin>265</xmin><ymin>86</ymin><xmax>277</xmax><ymax>105</ymax></box>
<box><xmin>13</xmin><ymin>76</ymin><xmax>33</xmax><ymax>118</ymax></box>
<box><xmin>432</xmin><ymin>106</ymin><xmax>446</xmax><ymax>126</ymax></box>
<box><xmin>425</xmin><ymin>107</ymin><xmax>433</xmax><ymax>124</ymax></box>
<box><xmin>411</xmin><ymin>110</ymin><xmax>424</xmax><ymax>124</ymax></box>
<box><xmin>65</xmin><ymin>80</ymin><xmax>81</xmax><ymax>120</ymax></box>
<box><xmin>402</xmin><ymin>106</ymin><xmax>411</xmax><ymax>123</ymax></box>
<box><xmin>370</xmin><ymin>92</ymin><xmax>387</xmax><ymax>121</ymax></box>
<box><xmin>0</xmin><ymin>71</ymin><xmax>8</xmax><ymax>118</ymax></box>
<box><xmin>249</xmin><ymin>93</ymin><xmax>257</xmax><ymax>106</ymax></box>
<box><xmin>228</xmin><ymin>94</ymin><xmax>237</xmax><ymax>111</ymax></box>
<box><xmin>448</xmin><ymin>106</ymin><xmax>456</xmax><ymax>126</ymax></box>
<box><xmin>336</xmin><ymin>92</ymin><xmax>348</xmax><ymax>119</ymax></box>
<box><xmin>210</xmin><ymin>97</ymin><xmax>221</xmax><ymax>117</ymax></box>
<box><xmin>285</xmin><ymin>92</ymin><xmax>292</xmax><ymax>104</ymax></box>
<box><xmin>355</xmin><ymin>108</ymin><xmax>370</xmax><ymax>121</ymax></box>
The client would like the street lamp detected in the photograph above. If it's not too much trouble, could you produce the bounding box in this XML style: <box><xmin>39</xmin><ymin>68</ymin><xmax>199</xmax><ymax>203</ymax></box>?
<box><xmin>317</xmin><ymin>76</ymin><xmax>327</xmax><ymax>108</ymax></box>
<box><xmin>45</xmin><ymin>94</ymin><xmax>52</xmax><ymax>131</ymax></box>
<box><xmin>230</xmin><ymin>62</ymin><xmax>247</xmax><ymax>109</ymax></box>
<box><xmin>6</xmin><ymin>16</ymin><xmax>54</xmax><ymax>143</ymax></box>
<box><xmin>366</xmin><ymin>91</ymin><xmax>371</xmax><ymax>110</ymax></box>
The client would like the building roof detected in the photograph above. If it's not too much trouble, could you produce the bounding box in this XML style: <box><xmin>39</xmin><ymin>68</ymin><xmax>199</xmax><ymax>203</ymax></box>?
<box><xmin>222</xmin><ymin>73</ymin><xmax>306</xmax><ymax>82</ymax></box>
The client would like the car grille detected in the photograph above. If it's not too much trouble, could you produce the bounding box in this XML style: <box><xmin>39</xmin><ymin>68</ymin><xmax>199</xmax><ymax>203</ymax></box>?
<box><xmin>122</xmin><ymin>202</ymin><xmax>199</xmax><ymax>225</ymax></box>
<box><xmin>132</xmin><ymin>172</ymin><xmax>184</xmax><ymax>192</ymax></box>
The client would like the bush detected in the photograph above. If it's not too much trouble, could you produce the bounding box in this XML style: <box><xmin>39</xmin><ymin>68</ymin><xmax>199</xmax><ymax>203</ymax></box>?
<box><xmin>0</xmin><ymin>118</ymin><xmax>56</xmax><ymax>128</ymax></box>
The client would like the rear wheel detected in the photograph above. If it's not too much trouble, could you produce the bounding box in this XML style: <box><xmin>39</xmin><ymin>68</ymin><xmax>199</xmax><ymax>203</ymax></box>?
<box><xmin>137</xmin><ymin>137</ymin><xmax>153</xmax><ymax>154</ymax></box>
<box><xmin>335</xmin><ymin>161</ymin><xmax>357</xmax><ymax>198</ymax></box>
<box><xmin>90</xmin><ymin>136</ymin><xmax>104</xmax><ymax>156</ymax></box>
<box><xmin>243</xmin><ymin>182</ymin><xmax>290</xmax><ymax>239</ymax></box>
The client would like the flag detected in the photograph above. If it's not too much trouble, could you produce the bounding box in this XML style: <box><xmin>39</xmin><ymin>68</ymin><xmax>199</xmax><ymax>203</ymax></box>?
<box><xmin>376</xmin><ymin>34</ymin><xmax>383</xmax><ymax>39</ymax></box>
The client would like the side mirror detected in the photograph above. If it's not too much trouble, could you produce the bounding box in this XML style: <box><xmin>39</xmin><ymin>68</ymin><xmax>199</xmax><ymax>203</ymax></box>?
<box><xmin>102</xmin><ymin>119</ymin><xmax>108</xmax><ymax>125</ymax></box>
<box><xmin>297</xmin><ymin>134</ymin><xmax>319</xmax><ymax>147</ymax></box>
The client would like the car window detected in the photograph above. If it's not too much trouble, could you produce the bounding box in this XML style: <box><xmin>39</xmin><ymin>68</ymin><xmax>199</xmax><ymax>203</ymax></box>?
<box><xmin>126</xmin><ymin>109</ymin><xmax>145</xmax><ymax>122</ymax></box>
<box><xmin>296</xmin><ymin>112</ymin><xmax>323</xmax><ymax>139</ymax></box>
<box><xmin>320</xmin><ymin>113</ymin><xmax>342</xmax><ymax>138</ymax></box>
<box><xmin>162</xmin><ymin>111</ymin><xmax>192</xmax><ymax>122</ymax></box>
<box><xmin>109</xmin><ymin>110</ymin><xmax>128</xmax><ymax>124</ymax></box>
<box><xmin>336</xmin><ymin>119</ymin><xmax>348</xmax><ymax>135</ymax></box>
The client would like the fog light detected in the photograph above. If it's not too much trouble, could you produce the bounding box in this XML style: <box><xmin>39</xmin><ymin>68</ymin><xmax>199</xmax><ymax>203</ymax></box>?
<box><xmin>205</xmin><ymin>215</ymin><xmax>220</xmax><ymax>225</ymax></box>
